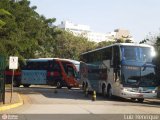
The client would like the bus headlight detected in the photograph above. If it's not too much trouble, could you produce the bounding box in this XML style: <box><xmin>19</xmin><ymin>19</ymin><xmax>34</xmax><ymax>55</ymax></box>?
<box><xmin>122</xmin><ymin>87</ymin><xmax>138</xmax><ymax>92</ymax></box>
<box><xmin>152</xmin><ymin>88</ymin><xmax>158</xmax><ymax>93</ymax></box>
<box><xmin>123</xmin><ymin>88</ymin><xmax>133</xmax><ymax>92</ymax></box>
<box><xmin>122</xmin><ymin>88</ymin><xmax>128</xmax><ymax>91</ymax></box>
<box><xmin>152</xmin><ymin>90</ymin><xmax>156</xmax><ymax>93</ymax></box>
<box><xmin>151</xmin><ymin>47</ymin><xmax>156</xmax><ymax>57</ymax></box>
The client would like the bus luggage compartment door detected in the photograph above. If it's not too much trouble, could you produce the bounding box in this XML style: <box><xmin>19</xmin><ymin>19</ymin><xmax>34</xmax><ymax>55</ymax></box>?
<box><xmin>21</xmin><ymin>70</ymin><xmax>47</xmax><ymax>84</ymax></box>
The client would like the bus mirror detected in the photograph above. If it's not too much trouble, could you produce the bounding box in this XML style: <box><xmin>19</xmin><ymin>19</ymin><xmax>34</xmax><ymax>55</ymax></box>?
<box><xmin>142</xmin><ymin>66</ymin><xmax>146</xmax><ymax>71</ymax></box>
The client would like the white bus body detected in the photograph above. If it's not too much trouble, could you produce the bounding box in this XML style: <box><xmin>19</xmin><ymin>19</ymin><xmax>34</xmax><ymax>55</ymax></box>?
<box><xmin>80</xmin><ymin>43</ymin><xmax>158</xmax><ymax>102</ymax></box>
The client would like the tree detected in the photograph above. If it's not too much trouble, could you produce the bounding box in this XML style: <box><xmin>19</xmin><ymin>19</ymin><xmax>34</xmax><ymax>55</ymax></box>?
<box><xmin>139</xmin><ymin>39</ymin><xmax>149</xmax><ymax>44</ymax></box>
<box><xmin>0</xmin><ymin>0</ymin><xmax>57</xmax><ymax>60</ymax></box>
<box><xmin>96</xmin><ymin>41</ymin><xmax>114</xmax><ymax>48</ymax></box>
<box><xmin>115</xmin><ymin>35</ymin><xmax>133</xmax><ymax>43</ymax></box>
<box><xmin>0</xmin><ymin>9</ymin><xmax>11</xmax><ymax>27</ymax></box>
<box><xmin>0</xmin><ymin>0</ymin><xmax>97</xmax><ymax>61</ymax></box>
<box><xmin>50</xmin><ymin>29</ymin><xmax>96</xmax><ymax>60</ymax></box>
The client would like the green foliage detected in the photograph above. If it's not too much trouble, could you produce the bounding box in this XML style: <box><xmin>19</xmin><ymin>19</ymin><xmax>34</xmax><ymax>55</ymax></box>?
<box><xmin>116</xmin><ymin>38</ymin><xmax>132</xmax><ymax>43</ymax></box>
<box><xmin>0</xmin><ymin>20</ymin><xmax>5</xmax><ymax>27</ymax></box>
<box><xmin>48</xmin><ymin>29</ymin><xmax>96</xmax><ymax>60</ymax></box>
<box><xmin>0</xmin><ymin>9</ymin><xmax>11</xmax><ymax>27</ymax></box>
<box><xmin>0</xmin><ymin>0</ymin><xmax>56</xmax><ymax>60</ymax></box>
<box><xmin>96</xmin><ymin>41</ymin><xmax>114</xmax><ymax>48</ymax></box>
<box><xmin>115</xmin><ymin>35</ymin><xmax>133</xmax><ymax>43</ymax></box>
<box><xmin>0</xmin><ymin>9</ymin><xmax>11</xmax><ymax>16</ymax></box>
<box><xmin>0</xmin><ymin>0</ymin><xmax>96</xmax><ymax>61</ymax></box>
<box><xmin>116</xmin><ymin>38</ymin><xmax>125</xmax><ymax>43</ymax></box>
<box><xmin>139</xmin><ymin>39</ymin><xmax>149</xmax><ymax>44</ymax></box>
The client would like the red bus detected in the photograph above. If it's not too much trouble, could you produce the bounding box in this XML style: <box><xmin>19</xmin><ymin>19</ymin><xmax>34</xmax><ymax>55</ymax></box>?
<box><xmin>5</xmin><ymin>58</ymin><xmax>79</xmax><ymax>89</ymax></box>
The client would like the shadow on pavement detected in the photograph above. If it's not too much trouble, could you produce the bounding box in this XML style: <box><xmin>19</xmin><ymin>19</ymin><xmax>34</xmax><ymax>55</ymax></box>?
<box><xmin>11</xmin><ymin>85</ymin><xmax>160</xmax><ymax>107</ymax></box>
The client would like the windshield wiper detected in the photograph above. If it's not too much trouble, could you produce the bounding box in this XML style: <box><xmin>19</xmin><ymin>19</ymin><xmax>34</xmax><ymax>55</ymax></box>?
<box><xmin>142</xmin><ymin>63</ymin><xmax>155</xmax><ymax>71</ymax></box>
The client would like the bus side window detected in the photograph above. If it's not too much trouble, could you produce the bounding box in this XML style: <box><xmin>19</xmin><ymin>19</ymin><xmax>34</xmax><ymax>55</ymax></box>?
<box><xmin>53</xmin><ymin>63</ymin><xmax>61</xmax><ymax>72</ymax></box>
<box><xmin>49</xmin><ymin>64</ymin><xmax>53</xmax><ymax>70</ymax></box>
<box><xmin>67</xmin><ymin>66</ymin><xmax>74</xmax><ymax>77</ymax></box>
<box><xmin>104</xmin><ymin>47</ymin><xmax>112</xmax><ymax>60</ymax></box>
<box><xmin>112</xmin><ymin>46</ymin><xmax>120</xmax><ymax>82</ymax></box>
<box><xmin>48</xmin><ymin>61</ymin><xmax>53</xmax><ymax>71</ymax></box>
<box><xmin>42</xmin><ymin>62</ymin><xmax>48</xmax><ymax>70</ymax></box>
<box><xmin>26</xmin><ymin>62</ymin><xmax>31</xmax><ymax>70</ymax></box>
<box><xmin>113</xmin><ymin>46</ymin><xmax>120</xmax><ymax>68</ymax></box>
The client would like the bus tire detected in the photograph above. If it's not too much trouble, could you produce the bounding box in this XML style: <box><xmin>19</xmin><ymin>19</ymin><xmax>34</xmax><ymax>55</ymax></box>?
<box><xmin>131</xmin><ymin>98</ymin><xmax>136</xmax><ymax>101</ymax></box>
<box><xmin>67</xmin><ymin>86</ymin><xmax>72</xmax><ymax>89</ymax></box>
<box><xmin>85</xmin><ymin>82</ymin><xmax>88</xmax><ymax>91</ymax></box>
<box><xmin>86</xmin><ymin>82</ymin><xmax>88</xmax><ymax>88</ymax></box>
<box><xmin>13</xmin><ymin>80</ymin><xmax>20</xmax><ymax>87</ymax></box>
<box><xmin>102</xmin><ymin>84</ymin><xmax>107</xmax><ymax>97</ymax></box>
<box><xmin>107</xmin><ymin>86</ymin><xmax>113</xmax><ymax>99</ymax></box>
<box><xmin>137</xmin><ymin>98</ymin><xmax>144</xmax><ymax>103</ymax></box>
<box><xmin>56</xmin><ymin>81</ymin><xmax>62</xmax><ymax>89</ymax></box>
<box><xmin>82</xmin><ymin>82</ymin><xmax>85</xmax><ymax>91</ymax></box>
<box><xmin>23</xmin><ymin>84</ymin><xmax>30</xmax><ymax>88</ymax></box>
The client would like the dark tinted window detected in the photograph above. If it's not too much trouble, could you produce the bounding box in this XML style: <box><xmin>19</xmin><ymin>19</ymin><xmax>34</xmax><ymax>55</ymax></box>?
<box><xmin>121</xmin><ymin>46</ymin><xmax>152</xmax><ymax>62</ymax></box>
<box><xmin>24</xmin><ymin>62</ymin><xmax>48</xmax><ymax>70</ymax></box>
<box><xmin>113</xmin><ymin>46</ymin><xmax>120</xmax><ymax>67</ymax></box>
<box><xmin>50</xmin><ymin>61</ymin><xmax>61</xmax><ymax>71</ymax></box>
<box><xmin>81</xmin><ymin>47</ymin><xmax>112</xmax><ymax>63</ymax></box>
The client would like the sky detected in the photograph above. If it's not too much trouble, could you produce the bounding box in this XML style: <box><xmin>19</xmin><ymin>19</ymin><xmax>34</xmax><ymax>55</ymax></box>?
<box><xmin>30</xmin><ymin>0</ymin><xmax>160</xmax><ymax>43</ymax></box>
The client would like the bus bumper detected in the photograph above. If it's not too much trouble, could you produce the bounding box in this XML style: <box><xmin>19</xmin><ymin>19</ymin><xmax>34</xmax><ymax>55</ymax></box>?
<box><xmin>120</xmin><ymin>90</ymin><xmax>157</xmax><ymax>99</ymax></box>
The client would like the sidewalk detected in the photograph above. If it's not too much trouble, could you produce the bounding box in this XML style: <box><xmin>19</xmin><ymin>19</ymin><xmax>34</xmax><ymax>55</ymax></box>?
<box><xmin>0</xmin><ymin>91</ymin><xmax>23</xmax><ymax>111</ymax></box>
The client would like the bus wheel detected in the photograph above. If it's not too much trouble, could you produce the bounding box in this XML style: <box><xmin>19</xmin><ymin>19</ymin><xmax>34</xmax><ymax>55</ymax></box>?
<box><xmin>13</xmin><ymin>80</ymin><xmax>20</xmax><ymax>87</ymax></box>
<box><xmin>67</xmin><ymin>86</ymin><xmax>72</xmax><ymax>89</ymax></box>
<box><xmin>137</xmin><ymin>98</ymin><xmax>144</xmax><ymax>103</ymax></box>
<box><xmin>23</xmin><ymin>84</ymin><xmax>30</xmax><ymax>88</ymax></box>
<box><xmin>131</xmin><ymin>98</ymin><xmax>136</xmax><ymax>101</ymax></box>
<box><xmin>56</xmin><ymin>81</ymin><xmax>62</xmax><ymax>89</ymax></box>
<box><xmin>107</xmin><ymin>86</ymin><xmax>113</xmax><ymax>99</ymax></box>
<box><xmin>82</xmin><ymin>82</ymin><xmax>85</xmax><ymax>91</ymax></box>
<box><xmin>85</xmin><ymin>82</ymin><xmax>88</xmax><ymax>89</ymax></box>
<box><xmin>102</xmin><ymin>85</ymin><xmax>107</xmax><ymax>97</ymax></box>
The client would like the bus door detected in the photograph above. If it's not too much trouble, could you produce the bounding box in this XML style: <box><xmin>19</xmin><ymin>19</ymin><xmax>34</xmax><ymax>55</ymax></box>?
<box><xmin>47</xmin><ymin>60</ymin><xmax>62</xmax><ymax>86</ymax></box>
<box><xmin>112</xmin><ymin>46</ymin><xmax>121</xmax><ymax>96</ymax></box>
<box><xmin>65</xmin><ymin>64</ymin><xmax>78</xmax><ymax>87</ymax></box>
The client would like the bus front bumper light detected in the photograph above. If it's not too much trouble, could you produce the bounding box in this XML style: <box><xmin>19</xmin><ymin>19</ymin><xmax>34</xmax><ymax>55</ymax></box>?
<box><xmin>121</xmin><ymin>89</ymin><xmax>157</xmax><ymax>99</ymax></box>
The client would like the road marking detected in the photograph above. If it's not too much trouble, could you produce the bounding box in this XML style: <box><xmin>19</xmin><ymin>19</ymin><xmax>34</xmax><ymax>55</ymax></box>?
<box><xmin>0</xmin><ymin>94</ymin><xmax>23</xmax><ymax>111</ymax></box>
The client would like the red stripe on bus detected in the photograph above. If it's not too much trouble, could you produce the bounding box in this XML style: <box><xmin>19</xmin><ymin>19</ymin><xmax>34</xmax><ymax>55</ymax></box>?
<box><xmin>5</xmin><ymin>71</ymin><xmax>21</xmax><ymax>76</ymax></box>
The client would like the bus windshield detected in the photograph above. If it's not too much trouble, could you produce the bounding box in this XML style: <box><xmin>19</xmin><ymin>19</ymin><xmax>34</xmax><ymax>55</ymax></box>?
<box><xmin>122</xmin><ymin>66</ymin><xmax>157</xmax><ymax>87</ymax></box>
<box><xmin>62</xmin><ymin>62</ymin><xmax>78</xmax><ymax>78</ymax></box>
<box><xmin>140</xmin><ymin>67</ymin><xmax>157</xmax><ymax>87</ymax></box>
<box><xmin>121</xmin><ymin>46</ymin><xmax>152</xmax><ymax>62</ymax></box>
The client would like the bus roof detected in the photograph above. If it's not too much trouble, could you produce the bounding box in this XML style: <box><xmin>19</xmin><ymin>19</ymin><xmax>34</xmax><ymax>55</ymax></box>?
<box><xmin>61</xmin><ymin>59</ymin><xmax>80</xmax><ymax>65</ymax></box>
<box><xmin>26</xmin><ymin>59</ymin><xmax>52</xmax><ymax>62</ymax></box>
<box><xmin>27</xmin><ymin>58</ymin><xmax>79</xmax><ymax>64</ymax></box>
<box><xmin>81</xmin><ymin>43</ymin><xmax>153</xmax><ymax>55</ymax></box>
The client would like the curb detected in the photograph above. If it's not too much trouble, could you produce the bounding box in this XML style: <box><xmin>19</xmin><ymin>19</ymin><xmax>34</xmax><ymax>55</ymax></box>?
<box><xmin>0</xmin><ymin>94</ymin><xmax>23</xmax><ymax>111</ymax></box>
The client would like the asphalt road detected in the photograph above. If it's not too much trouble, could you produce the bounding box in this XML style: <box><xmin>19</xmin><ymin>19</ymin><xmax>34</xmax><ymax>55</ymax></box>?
<box><xmin>1</xmin><ymin>85</ymin><xmax>160</xmax><ymax>120</ymax></box>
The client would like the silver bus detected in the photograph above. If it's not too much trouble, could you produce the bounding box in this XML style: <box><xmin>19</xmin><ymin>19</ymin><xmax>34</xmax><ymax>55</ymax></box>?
<box><xmin>80</xmin><ymin>43</ymin><xmax>158</xmax><ymax>102</ymax></box>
